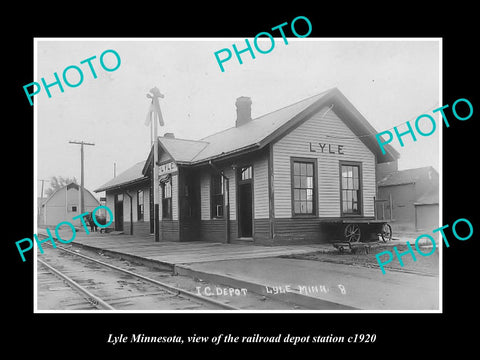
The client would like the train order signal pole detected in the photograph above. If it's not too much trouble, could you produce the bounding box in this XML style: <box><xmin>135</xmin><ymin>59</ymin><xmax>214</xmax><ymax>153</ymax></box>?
<box><xmin>69</xmin><ymin>140</ymin><xmax>95</xmax><ymax>214</ymax></box>
<box><xmin>145</xmin><ymin>87</ymin><xmax>165</xmax><ymax>242</ymax></box>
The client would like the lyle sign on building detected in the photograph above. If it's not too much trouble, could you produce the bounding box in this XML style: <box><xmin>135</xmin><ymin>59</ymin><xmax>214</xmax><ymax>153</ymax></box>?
<box><xmin>158</xmin><ymin>161</ymin><xmax>177</xmax><ymax>176</ymax></box>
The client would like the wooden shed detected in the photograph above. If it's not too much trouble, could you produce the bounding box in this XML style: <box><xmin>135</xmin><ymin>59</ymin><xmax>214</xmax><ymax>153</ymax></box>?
<box><xmin>40</xmin><ymin>183</ymin><xmax>100</xmax><ymax>228</ymax></box>
<box><xmin>377</xmin><ymin>166</ymin><xmax>439</xmax><ymax>232</ymax></box>
<box><xmin>95</xmin><ymin>87</ymin><xmax>398</xmax><ymax>244</ymax></box>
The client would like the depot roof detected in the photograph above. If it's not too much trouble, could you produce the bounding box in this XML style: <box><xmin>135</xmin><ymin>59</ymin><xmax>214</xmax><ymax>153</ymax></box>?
<box><xmin>95</xmin><ymin>161</ymin><xmax>147</xmax><ymax>192</ymax></box>
<box><xmin>377</xmin><ymin>166</ymin><xmax>438</xmax><ymax>187</ymax></box>
<box><xmin>142</xmin><ymin>87</ymin><xmax>399</xmax><ymax>174</ymax></box>
<box><xmin>96</xmin><ymin>88</ymin><xmax>400</xmax><ymax>192</ymax></box>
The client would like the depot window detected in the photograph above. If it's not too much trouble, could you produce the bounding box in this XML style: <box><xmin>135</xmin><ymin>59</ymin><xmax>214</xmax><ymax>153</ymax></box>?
<box><xmin>291</xmin><ymin>158</ymin><xmax>317</xmax><ymax>216</ymax></box>
<box><xmin>137</xmin><ymin>189</ymin><xmax>144</xmax><ymax>221</ymax></box>
<box><xmin>211</xmin><ymin>174</ymin><xmax>224</xmax><ymax>218</ymax></box>
<box><xmin>162</xmin><ymin>179</ymin><xmax>172</xmax><ymax>219</ymax></box>
<box><xmin>340</xmin><ymin>162</ymin><xmax>362</xmax><ymax>215</ymax></box>
<box><xmin>240</xmin><ymin>165</ymin><xmax>252</xmax><ymax>181</ymax></box>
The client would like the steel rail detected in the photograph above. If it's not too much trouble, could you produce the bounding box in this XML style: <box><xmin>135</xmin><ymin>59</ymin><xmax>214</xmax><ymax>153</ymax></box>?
<box><xmin>38</xmin><ymin>258</ymin><xmax>115</xmax><ymax>310</ymax></box>
<box><xmin>57</xmin><ymin>246</ymin><xmax>240</xmax><ymax>310</ymax></box>
<box><xmin>37</xmin><ymin>237</ymin><xmax>239</xmax><ymax>310</ymax></box>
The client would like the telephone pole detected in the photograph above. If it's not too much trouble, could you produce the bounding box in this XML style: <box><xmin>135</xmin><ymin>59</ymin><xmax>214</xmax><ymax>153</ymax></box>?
<box><xmin>69</xmin><ymin>140</ymin><xmax>95</xmax><ymax>213</ymax></box>
<box><xmin>38</xmin><ymin>179</ymin><xmax>50</xmax><ymax>198</ymax></box>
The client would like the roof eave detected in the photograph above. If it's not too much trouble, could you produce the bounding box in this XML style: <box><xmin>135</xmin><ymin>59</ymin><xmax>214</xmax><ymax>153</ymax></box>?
<box><xmin>94</xmin><ymin>177</ymin><xmax>149</xmax><ymax>193</ymax></box>
<box><xmin>327</xmin><ymin>89</ymin><xmax>399</xmax><ymax>163</ymax></box>
<box><xmin>189</xmin><ymin>143</ymin><xmax>261</xmax><ymax>166</ymax></box>
<box><xmin>378</xmin><ymin>181</ymin><xmax>416</xmax><ymax>187</ymax></box>
<box><xmin>142</xmin><ymin>145</ymin><xmax>154</xmax><ymax>175</ymax></box>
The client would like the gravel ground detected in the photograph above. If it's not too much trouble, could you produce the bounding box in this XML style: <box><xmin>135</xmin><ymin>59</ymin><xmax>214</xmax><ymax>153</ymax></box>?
<box><xmin>282</xmin><ymin>241</ymin><xmax>440</xmax><ymax>276</ymax></box>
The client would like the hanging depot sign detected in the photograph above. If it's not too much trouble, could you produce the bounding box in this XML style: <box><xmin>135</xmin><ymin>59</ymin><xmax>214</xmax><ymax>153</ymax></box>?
<box><xmin>158</xmin><ymin>161</ymin><xmax>177</xmax><ymax>176</ymax></box>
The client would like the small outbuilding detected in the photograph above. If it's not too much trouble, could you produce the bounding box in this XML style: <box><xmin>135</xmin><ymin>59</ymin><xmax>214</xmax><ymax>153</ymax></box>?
<box><xmin>39</xmin><ymin>183</ymin><xmax>100</xmax><ymax>228</ymax></box>
<box><xmin>377</xmin><ymin>165</ymin><xmax>439</xmax><ymax>232</ymax></box>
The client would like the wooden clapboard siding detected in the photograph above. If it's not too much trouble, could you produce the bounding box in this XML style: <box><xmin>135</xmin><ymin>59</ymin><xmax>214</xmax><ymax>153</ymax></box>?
<box><xmin>223</xmin><ymin>166</ymin><xmax>236</xmax><ymax>221</ymax></box>
<box><xmin>360</xmin><ymin>158</ymin><xmax>375</xmax><ymax>217</ymax></box>
<box><xmin>123</xmin><ymin>192</ymin><xmax>133</xmax><ymax>223</ymax></box>
<box><xmin>272</xmin><ymin>107</ymin><xmax>376</xmax><ymax>218</ymax></box>
<box><xmin>143</xmin><ymin>187</ymin><xmax>150</xmax><ymax>222</ymax></box>
<box><xmin>134</xmin><ymin>221</ymin><xmax>151</xmax><ymax>237</ymax></box>
<box><xmin>198</xmin><ymin>219</ymin><xmax>241</xmax><ymax>243</ymax></box>
<box><xmin>199</xmin><ymin>219</ymin><xmax>226</xmax><ymax>242</ymax></box>
<box><xmin>253</xmin><ymin>218</ymin><xmax>271</xmax><ymax>244</ymax></box>
<box><xmin>106</xmin><ymin>192</ymin><xmax>115</xmax><ymax>223</ymax></box>
<box><xmin>253</xmin><ymin>153</ymin><xmax>269</xmax><ymax>219</ymax></box>
<box><xmin>273</xmin><ymin>218</ymin><xmax>332</xmax><ymax>244</ymax></box>
<box><xmin>132</xmin><ymin>188</ymin><xmax>139</xmax><ymax>222</ymax></box>
<box><xmin>198</xmin><ymin>166</ymin><xmax>237</xmax><ymax>221</ymax></box>
<box><xmin>200</xmin><ymin>171</ymin><xmax>211</xmax><ymax>221</ymax></box>
<box><xmin>180</xmin><ymin>218</ymin><xmax>200</xmax><ymax>241</ymax></box>
<box><xmin>274</xmin><ymin>218</ymin><xmax>320</xmax><ymax>234</ymax></box>
<box><xmin>123</xmin><ymin>221</ymin><xmax>151</xmax><ymax>237</ymax></box>
<box><xmin>127</xmin><ymin>183</ymin><xmax>149</xmax><ymax>223</ymax></box>
<box><xmin>106</xmin><ymin>181</ymin><xmax>152</xmax><ymax>233</ymax></box>
<box><xmin>172</xmin><ymin>174</ymin><xmax>179</xmax><ymax>221</ymax></box>
<box><xmin>160</xmin><ymin>220</ymin><xmax>179</xmax><ymax>241</ymax></box>
<box><xmin>271</xmin><ymin>151</ymin><xmax>290</xmax><ymax>219</ymax></box>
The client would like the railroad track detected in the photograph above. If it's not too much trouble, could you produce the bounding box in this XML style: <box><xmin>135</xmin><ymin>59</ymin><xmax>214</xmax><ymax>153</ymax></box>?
<box><xmin>37</xmin><ymin>261</ymin><xmax>103</xmax><ymax>310</ymax></box>
<box><xmin>36</xmin><ymin>240</ymin><xmax>239</xmax><ymax>311</ymax></box>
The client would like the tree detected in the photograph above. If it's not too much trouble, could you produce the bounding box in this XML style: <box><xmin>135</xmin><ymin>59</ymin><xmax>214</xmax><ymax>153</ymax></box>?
<box><xmin>44</xmin><ymin>176</ymin><xmax>78</xmax><ymax>197</ymax></box>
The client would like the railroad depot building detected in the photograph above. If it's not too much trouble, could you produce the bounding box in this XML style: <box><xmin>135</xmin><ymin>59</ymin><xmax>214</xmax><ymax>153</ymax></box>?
<box><xmin>95</xmin><ymin>88</ymin><xmax>398</xmax><ymax>244</ymax></box>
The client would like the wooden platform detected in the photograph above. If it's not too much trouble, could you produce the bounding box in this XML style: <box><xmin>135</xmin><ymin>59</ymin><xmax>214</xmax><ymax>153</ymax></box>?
<box><xmin>43</xmin><ymin>229</ymin><xmax>334</xmax><ymax>266</ymax></box>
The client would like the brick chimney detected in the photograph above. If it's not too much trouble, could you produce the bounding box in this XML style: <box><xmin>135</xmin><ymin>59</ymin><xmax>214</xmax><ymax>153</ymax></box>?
<box><xmin>235</xmin><ymin>96</ymin><xmax>252</xmax><ymax>127</ymax></box>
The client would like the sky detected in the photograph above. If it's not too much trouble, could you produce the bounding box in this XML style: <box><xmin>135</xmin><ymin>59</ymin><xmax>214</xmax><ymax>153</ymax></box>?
<box><xmin>35</xmin><ymin>38</ymin><xmax>440</xmax><ymax>199</ymax></box>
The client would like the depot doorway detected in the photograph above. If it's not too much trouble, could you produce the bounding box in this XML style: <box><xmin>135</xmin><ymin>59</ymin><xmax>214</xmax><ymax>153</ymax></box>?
<box><xmin>114</xmin><ymin>193</ymin><xmax>124</xmax><ymax>231</ymax></box>
<box><xmin>237</xmin><ymin>165</ymin><xmax>253</xmax><ymax>238</ymax></box>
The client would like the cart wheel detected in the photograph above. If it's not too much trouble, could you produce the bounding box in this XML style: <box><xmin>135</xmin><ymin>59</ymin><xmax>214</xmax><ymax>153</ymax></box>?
<box><xmin>381</xmin><ymin>223</ymin><xmax>392</xmax><ymax>242</ymax></box>
<box><xmin>344</xmin><ymin>224</ymin><xmax>361</xmax><ymax>243</ymax></box>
